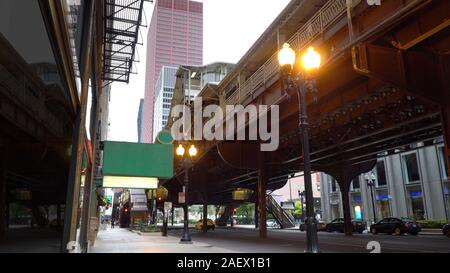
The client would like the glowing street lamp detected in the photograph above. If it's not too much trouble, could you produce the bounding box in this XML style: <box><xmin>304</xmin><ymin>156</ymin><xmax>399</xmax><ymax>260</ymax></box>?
<box><xmin>301</xmin><ymin>46</ymin><xmax>321</xmax><ymax>71</ymax></box>
<box><xmin>176</xmin><ymin>144</ymin><xmax>185</xmax><ymax>157</ymax></box>
<box><xmin>188</xmin><ymin>145</ymin><xmax>197</xmax><ymax>157</ymax></box>
<box><xmin>278</xmin><ymin>43</ymin><xmax>321</xmax><ymax>253</ymax></box>
<box><xmin>278</xmin><ymin>43</ymin><xmax>296</xmax><ymax>69</ymax></box>
<box><xmin>176</xmin><ymin>143</ymin><xmax>198</xmax><ymax>243</ymax></box>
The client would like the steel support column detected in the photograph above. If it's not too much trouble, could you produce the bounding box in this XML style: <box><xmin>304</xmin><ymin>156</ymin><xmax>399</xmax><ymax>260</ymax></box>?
<box><xmin>202</xmin><ymin>199</ymin><xmax>208</xmax><ymax>233</ymax></box>
<box><xmin>254</xmin><ymin>198</ymin><xmax>259</xmax><ymax>229</ymax></box>
<box><xmin>0</xmin><ymin>147</ymin><xmax>6</xmax><ymax>240</ymax></box>
<box><xmin>171</xmin><ymin>206</ymin><xmax>175</xmax><ymax>226</ymax></box>
<box><xmin>258</xmin><ymin>153</ymin><xmax>267</xmax><ymax>239</ymax></box>
<box><xmin>61</xmin><ymin>0</ymin><xmax>95</xmax><ymax>253</ymax></box>
<box><xmin>341</xmin><ymin>186</ymin><xmax>353</xmax><ymax>236</ymax></box>
<box><xmin>57</xmin><ymin>204</ymin><xmax>62</xmax><ymax>228</ymax></box>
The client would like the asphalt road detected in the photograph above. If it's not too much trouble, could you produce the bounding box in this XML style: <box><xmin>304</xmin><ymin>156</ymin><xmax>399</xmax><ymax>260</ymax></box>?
<box><xmin>167</xmin><ymin>227</ymin><xmax>450</xmax><ymax>253</ymax></box>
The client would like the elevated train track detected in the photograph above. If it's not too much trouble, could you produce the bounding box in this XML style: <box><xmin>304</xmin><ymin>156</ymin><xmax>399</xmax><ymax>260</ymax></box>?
<box><xmin>164</xmin><ymin>0</ymin><xmax>449</xmax><ymax>236</ymax></box>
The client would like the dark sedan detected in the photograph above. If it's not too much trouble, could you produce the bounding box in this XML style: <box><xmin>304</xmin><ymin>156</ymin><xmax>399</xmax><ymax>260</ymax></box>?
<box><xmin>325</xmin><ymin>218</ymin><xmax>366</xmax><ymax>233</ymax></box>
<box><xmin>370</xmin><ymin>217</ymin><xmax>421</xmax><ymax>235</ymax></box>
<box><xmin>443</xmin><ymin>224</ymin><xmax>450</xmax><ymax>238</ymax></box>
<box><xmin>299</xmin><ymin>221</ymin><xmax>327</xmax><ymax>231</ymax></box>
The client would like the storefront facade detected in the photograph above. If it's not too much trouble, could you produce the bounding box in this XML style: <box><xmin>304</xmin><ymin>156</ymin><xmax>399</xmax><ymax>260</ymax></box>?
<box><xmin>320</xmin><ymin>140</ymin><xmax>450</xmax><ymax>223</ymax></box>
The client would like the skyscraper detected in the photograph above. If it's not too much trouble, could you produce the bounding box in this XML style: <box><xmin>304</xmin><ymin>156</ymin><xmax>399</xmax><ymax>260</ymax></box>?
<box><xmin>140</xmin><ymin>0</ymin><xmax>203</xmax><ymax>143</ymax></box>
<box><xmin>137</xmin><ymin>99</ymin><xmax>144</xmax><ymax>143</ymax></box>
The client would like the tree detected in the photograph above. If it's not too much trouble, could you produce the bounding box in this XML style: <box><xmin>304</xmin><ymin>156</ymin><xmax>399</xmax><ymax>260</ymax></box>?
<box><xmin>236</xmin><ymin>203</ymin><xmax>255</xmax><ymax>224</ymax></box>
<box><xmin>292</xmin><ymin>201</ymin><xmax>303</xmax><ymax>219</ymax></box>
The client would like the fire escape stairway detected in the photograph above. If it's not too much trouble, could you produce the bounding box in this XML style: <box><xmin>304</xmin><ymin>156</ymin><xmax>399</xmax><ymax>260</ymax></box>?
<box><xmin>266</xmin><ymin>195</ymin><xmax>295</xmax><ymax>229</ymax></box>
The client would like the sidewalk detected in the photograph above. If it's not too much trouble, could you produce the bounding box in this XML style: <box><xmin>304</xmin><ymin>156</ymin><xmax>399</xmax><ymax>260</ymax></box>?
<box><xmin>89</xmin><ymin>227</ymin><xmax>236</xmax><ymax>253</ymax></box>
<box><xmin>233</xmin><ymin>225</ymin><xmax>443</xmax><ymax>236</ymax></box>
<box><xmin>420</xmin><ymin>228</ymin><xmax>443</xmax><ymax>236</ymax></box>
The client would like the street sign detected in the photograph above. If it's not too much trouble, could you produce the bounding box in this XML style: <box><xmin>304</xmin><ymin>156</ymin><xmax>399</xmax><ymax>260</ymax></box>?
<box><xmin>178</xmin><ymin>192</ymin><xmax>185</xmax><ymax>204</ymax></box>
<box><xmin>164</xmin><ymin>201</ymin><xmax>172</xmax><ymax>212</ymax></box>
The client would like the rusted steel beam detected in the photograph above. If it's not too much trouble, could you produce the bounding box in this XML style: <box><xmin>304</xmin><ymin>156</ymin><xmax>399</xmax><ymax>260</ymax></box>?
<box><xmin>202</xmin><ymin>197</ymin><xmax>208</xmax><ymax>233</ymax></box>
<box><xmin>258</xmin><ymin>152</ymin><xmax>267</xmax><ymax>239</ymax></box>
<box><xmin>217</xmin><ymin>142</ymin><xmax>260</xmax><ymax>169</ymax></box>
<box><xmin>0</xmin><ymin>146</ymin><xmax>6</xmax><ymax>240</ymax></box>
<box><xmin>384</xmin><ymin>0</ymin><xmax>449</xmax><ymax>50</ymax></box>
<box><xmin>352</xmin><ymin>43</ymin><xmax>444</xmax><ymax>104</ymax></box>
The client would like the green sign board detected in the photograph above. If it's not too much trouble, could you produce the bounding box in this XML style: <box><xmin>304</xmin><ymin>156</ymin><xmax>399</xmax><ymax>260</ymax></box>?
<box><xmin>155</xmin><ymin>130</ymin><xmax>174</xmax><ymax>145</ymax></box>
<box><xmin>103</xmin><ymin>141</ymin><xmax>173</xmax><ymax>179</ymax></box>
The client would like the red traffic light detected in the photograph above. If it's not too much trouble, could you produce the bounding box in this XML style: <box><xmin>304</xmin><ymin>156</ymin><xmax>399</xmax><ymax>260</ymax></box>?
<box><xmin>232</xmin><ymin>208</ymin><xmax>237</xmax><ymax>214</ymax></box>
<box><xmin>124</xmin><ymin>208</ymin><xmax>128</xmax><ymax>213</ymax></box>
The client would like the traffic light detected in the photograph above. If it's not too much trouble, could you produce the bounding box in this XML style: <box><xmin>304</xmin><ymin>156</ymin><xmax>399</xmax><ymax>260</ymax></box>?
<box><xmin>156</xmin><ymin>196</ymin><xmax>164</xmax><ymax>206</ymax></box>
<box><xmin>232</xmin><ymin>208</ymin><xmax>237</xmax><ymax>214</ymax></box>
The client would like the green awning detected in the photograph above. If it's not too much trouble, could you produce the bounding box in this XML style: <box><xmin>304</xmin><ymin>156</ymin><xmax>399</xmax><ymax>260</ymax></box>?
<box><xmin>103</xmin><ymin>141</ymin><xmax>173</xmax><ymax>179</ymax></box>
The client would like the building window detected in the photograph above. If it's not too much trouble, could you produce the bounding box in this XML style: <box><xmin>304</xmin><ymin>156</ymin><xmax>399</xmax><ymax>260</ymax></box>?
<box><xmin>402</xmin><ymin>153</ymin><xmax>421</xmax><ymax>183</ymax></box>
<box><xmin>328</xmin><ymin>176</ymin><xmax>337</xmax><ymax>193</ymax></box>
<box><xmin>376</xmin><ymin>161</ymin><xmax>387</xmax><ymax>187</ymax></box>
<box><xmin>438</xmin><ymin>146</ymin><xmax>449</xmax><ymax>179</ymax></box>
<box><xmin>352</xmin><ymin>178</ymin><xmax>360</xmax><ymax>190</ymax></box>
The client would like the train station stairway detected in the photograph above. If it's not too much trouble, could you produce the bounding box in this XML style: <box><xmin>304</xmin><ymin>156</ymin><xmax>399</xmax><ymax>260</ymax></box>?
<box><xmin>266</xmin><ymin>195</ymin><xmax>295</xmax><ymax>229</ymax></box>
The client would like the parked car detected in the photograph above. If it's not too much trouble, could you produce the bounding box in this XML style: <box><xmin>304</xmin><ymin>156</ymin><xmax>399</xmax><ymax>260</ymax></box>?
<box><xmin>325</xmin><ymin>218</ymin><xmax>366</xmax><ymax>233</ymax></box>
<box><xmin>267</xmin><ymin>219</ymin><xmax>280</xmax><ymax>228</ymax></box>
<box><xmin>443</xmin><ymin>224</ymin><xmax>450</xmax><ymax>238</ymax></box>
<box><xmin>370</xmin><ymin>217</ymin><xmax>421</xmax><ymax>235</ymax></box>
<box><xmin>195</xmin><ymin>219</ymin><xmax>215</xmax><ymax>231</ymax></box>
<box><xmin>299</xmin><ymin>221</ymin><xmax>327</xmax><ymax>231</ymax></box>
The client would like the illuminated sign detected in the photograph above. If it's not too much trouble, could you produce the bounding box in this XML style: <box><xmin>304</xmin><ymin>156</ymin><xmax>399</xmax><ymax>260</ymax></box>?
<box><xmin>410</xmin><ymin>191</ymin><xmax>422</xmax><ymax>198</ymax></box>
<box><xmin>178</xmin><ymin>192</ymin><xmax>185</xmax><ymax>203</ymax></box>
<box><xmin>354</xmin><ymin>206</ymin><xmax>362</xmax><ymax>220</ymax></box>
<box><xmin>376</xmin><ymin>194</ymin><xmax>389</xmax><ymax>200</ymax></box>
<box><xmin>102</xmin><ymin>176</ymin><xmax>158</xmax><ymax>189</ymax></box>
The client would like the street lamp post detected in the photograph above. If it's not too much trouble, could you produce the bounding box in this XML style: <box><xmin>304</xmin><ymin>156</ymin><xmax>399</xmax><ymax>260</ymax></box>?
<box><xmin>176</xmin><ymin>144</ymin><xmax>198</xmax><ymax>244</ymax></box>
<box><xmin>365</xmin><ymin>172</ymin><xmax>377</xmax><ymax>224</ymax></box>
<box><xmin>278</xmin><ymin>43</ymin><xmax>321</xmax><ymax>253</ymax></box>
<box><xmin>298</xmin><ymin>190</ymin><xmax>305</xmax><ymax>222</ymax></box>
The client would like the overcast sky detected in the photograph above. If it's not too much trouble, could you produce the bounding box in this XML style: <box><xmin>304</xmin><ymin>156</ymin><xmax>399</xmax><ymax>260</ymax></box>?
<box><xmin>107</xmin><ymin>0</ymin><xmax>291</xmax><ymax>142</ymax></box>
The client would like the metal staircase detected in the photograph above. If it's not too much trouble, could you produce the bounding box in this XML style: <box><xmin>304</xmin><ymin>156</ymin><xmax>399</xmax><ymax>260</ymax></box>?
<box><xmin>216</xmin><ymin>205</ymin><xmax>233</xmax><ymax>226</ymax></box>
<box><xmin>266</xmin><ymin>195</ymin><xmax>295</xmax><ymax>229</ymax></box>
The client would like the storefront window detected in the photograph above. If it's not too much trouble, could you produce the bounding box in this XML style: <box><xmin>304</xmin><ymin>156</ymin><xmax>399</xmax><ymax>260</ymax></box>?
<box><xmin>376</xmin><ymin>192</ymin><xmax>391</xmax><ymax>219</ymax></box>
<box><xmin>351</xmin><ymin>195</ymin><xmax>362</xmax><ymax>220</ymax></box>
<box><xmin>402</xmin><ymin>153</ymin><xmax>421</xmax><ymax>183</ymax></box>
<box><xmin>63</xmin><ymin>0</ymin><xmax>85</xmax><ymax>96</ymax></box>
<box><xmin>0</xmin><ymin>1</ymin><xmax>69</xmax><ymax>98</ymax></box>
<box><xmin>443</xmin><ymin>182</ymin><xmax>450</xmax><ymax>220</ymax></box>
<box><xmin>354</xmin><ymin>205</ymin><xmax>362</xmax><ymax>220</ymax></box>
<box><xmin>329</xmin><ymin>194</ymin><xmax>340</xmax><ymax>220</ymax></box>
<box><xmin>407</xmin><ymin>189</ymin><xmax>425</xmax><ymax>220</ymax></box>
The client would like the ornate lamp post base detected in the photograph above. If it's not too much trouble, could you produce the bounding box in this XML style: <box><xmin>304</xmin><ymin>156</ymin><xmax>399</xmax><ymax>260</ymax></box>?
<box><xmin>180</xmin><ymin>233</ymin><xmax>192</xmax><ymax>244</ymax></box>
